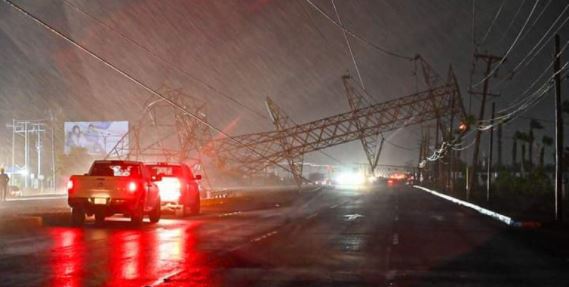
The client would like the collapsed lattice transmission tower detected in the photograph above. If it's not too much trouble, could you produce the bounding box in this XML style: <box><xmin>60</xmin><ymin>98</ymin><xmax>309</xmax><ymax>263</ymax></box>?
<box><xmin>206</xmin><ymin>70</ymin><xmax>464</xmax><ymax>185</ymax></box>
<box><xmin>106</xmin><ymin>85</ymin><xmax>211</xmax><ymax>164</ymax></box>
<box><xmin>106</xmin><ymin>60</ymin><xmax>465</xmax><ymax>187</ymax></box>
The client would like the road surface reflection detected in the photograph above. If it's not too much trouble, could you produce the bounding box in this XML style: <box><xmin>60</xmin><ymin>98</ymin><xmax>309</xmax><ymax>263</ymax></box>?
<box><xmin>48</xmin><ymin>219</ymin><xmax>215</xmax><ymax>286</ymax></box>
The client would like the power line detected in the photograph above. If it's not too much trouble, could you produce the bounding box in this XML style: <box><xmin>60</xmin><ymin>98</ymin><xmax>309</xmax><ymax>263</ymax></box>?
<box><xmin>61</xmin><ymin>0</ymin><xmax>346</xmax><ymax>166</ymax></box>
<box><xmin>495</xmin><ymin>2</ymin><xmax>569</xmax><ymax>90</ymax></box>
<box><xmin>478</xmin><ymin>0</ymin><xmax>507</xmax><ymax>46</ymax></box>
<box><xmin>496</xmin><ymin>0</ymin><xmax>527</xmax><ymax>45</ymax></box>
<box><xmin>298</xmin><ymin>0</ymin><xmax>327</xmax><ymax>40</ymax></box>
<box><xmin>493</xmin><ymin>39</ymin><xmax>569</xmax><ymax>116</ymax></box>
<box><xmin>304</xmin><ymin>0</ymin><xmax>414</xmax><ymax>61</ymax></box>
<box><xmin>521</xmin><ymin>14</ymin><xmax>569</xmax><ymax>70</ymax></box>
<box><xmin>60</xmin><ymin>0</ymin><xmax>268</xmax><ymax>121</ymax></box>
<box><xmin>479</xmin><ymin>62</ymin><xmax>568</xmax><ymax>130</ymax></box>
<box><xmin>304</xmin><ymin>0</ymin><xmax>428</xmax><ymax>158</ymax></box>
<box><xmin>518</xmin><ymin>0</ymin><xmax>553</xmax><ymax>42</ymax></box>
<box><xmin>432</xmin><ymin>66</ymin><xmax>566</xmax><ymax>154</ymax></box>
<box><xmin>471</xmin><ymin>0</ymin><xmax>540</xmax><ymax>89</ymax></box>
<box><xmin>331</xmin><ymin>0</ymin><xmax>365</xmax><ymax>90</ymax></box>
<box><xmin>1</xmin><ymin>0</ymin><xmax>308</xmax><ymax>178</ymax></box>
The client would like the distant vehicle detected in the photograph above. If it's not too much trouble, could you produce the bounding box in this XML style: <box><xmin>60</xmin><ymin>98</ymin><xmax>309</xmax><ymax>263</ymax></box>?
<box><xmin>67</xmin><ymin>160</ymin><xmax>162</xmax><ymax>226</ymax></box>
<box><xmin>387</xmin><ymin>172</ymin><xmax>410</xmax><ymax>186</ymax></box>
<box><xmin>308</xmin><ymin>172</ymin><xmax>332</xmax><ymax>186</ymax></box>
<box><xmin>146</xmin><ymin>162</ymin><xmax>202</xmax><ymax>216</ymax></box>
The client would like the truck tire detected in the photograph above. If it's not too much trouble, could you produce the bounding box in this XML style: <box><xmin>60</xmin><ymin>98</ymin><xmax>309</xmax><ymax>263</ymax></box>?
<box><xmin>131</xmin><ymin>204</ymin><xmax>144</xmax><ymax>225</ymax></box>
<box><xmin>94</xmin><ymin>211</ymin><xmax>105</xmax><ymax>225</ymax></box>
<box><xmin>189</xmin><ymin>195</ymin><xmax>200</xmax><ymax>215</ymax></box>
<box><xmin>148</xmin><ymin>200</ymin><xmax>161</xmax><ymax>223</ymax></box>
<box><xmin>131</xmin><ymin>213</ymin><xmax>143</xmax><ymax>225</ymax></box>
<box><xmin>71</xmin><ymin>208</ymin><xmax>85</xmax><ymax>226</ymax></box>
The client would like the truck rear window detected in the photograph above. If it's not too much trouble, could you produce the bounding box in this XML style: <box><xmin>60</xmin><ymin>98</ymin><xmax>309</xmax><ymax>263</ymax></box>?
<box><xmin>90</xmin><ymin>163</ymin><xmax>141</xmax><ymax>177</ymax></box>
<box><xmin>148</xmin><ymin>165</ymin><xmax>182</xmax><ymax>177</ymax></box>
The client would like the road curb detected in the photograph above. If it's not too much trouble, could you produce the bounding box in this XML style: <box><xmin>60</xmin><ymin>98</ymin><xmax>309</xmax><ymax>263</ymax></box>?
<box><xmin>0</xmin><ymin>215</ymin><xmax>43</xmax><ymax>232</ymax></box>
<box><xmin>414</xmin><ymin>185</ymin><xmax>543</xmax><ymax>229</ymax></box>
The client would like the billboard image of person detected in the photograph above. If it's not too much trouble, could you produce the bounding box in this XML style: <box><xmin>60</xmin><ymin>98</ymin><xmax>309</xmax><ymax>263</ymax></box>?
<box><xmin>64</xmin><ymin>121</ymin><xmax>128</xmax><ymax>155</ymax></box>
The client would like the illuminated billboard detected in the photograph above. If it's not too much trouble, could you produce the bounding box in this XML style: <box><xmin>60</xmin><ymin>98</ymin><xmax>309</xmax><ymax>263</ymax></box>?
<box><xmin>64</xmin><ymin>121</ymin><xmax>128</xmax><ymax>155</ymax></box>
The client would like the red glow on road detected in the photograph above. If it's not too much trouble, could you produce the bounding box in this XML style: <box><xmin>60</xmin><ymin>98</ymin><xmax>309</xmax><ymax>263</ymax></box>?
<box><xmin>107</xmin><ymin>230</ymin><xmax>149</xmax><ymax>286</ymax></box>
<box><xmin>46</xmin><ymin>220</ymin><xmax>215</xmax><ymax>286</ymax></box>
<box><xmin>49</xmin><ymin>228</ymin><xmax>84</xmax><ymax>287</ymax></box>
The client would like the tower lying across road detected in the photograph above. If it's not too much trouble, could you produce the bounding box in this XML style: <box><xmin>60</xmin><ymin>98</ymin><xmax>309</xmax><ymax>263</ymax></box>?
<box><xmin>106</xmin><ymin>64</ymin><xmax>465</xmax><ymax>186</ymax></box>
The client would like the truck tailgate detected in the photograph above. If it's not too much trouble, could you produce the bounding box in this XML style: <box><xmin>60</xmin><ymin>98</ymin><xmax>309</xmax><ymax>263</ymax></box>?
<box><xmin>71</xmin><ymin>176</ymin><xmax>137</xmax><ymax>199</ymax></box>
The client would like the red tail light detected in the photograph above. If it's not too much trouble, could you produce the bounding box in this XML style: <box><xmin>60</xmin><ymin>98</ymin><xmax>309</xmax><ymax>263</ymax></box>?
<box><xmin>128</xmin><ymin>181</ymin><xmax>138</xmax><ymax>193</ymax></box>
<box><xmin>67</xmin><ymin>179</ymin><xmax>74</xmax><ymax>193</ymax></box>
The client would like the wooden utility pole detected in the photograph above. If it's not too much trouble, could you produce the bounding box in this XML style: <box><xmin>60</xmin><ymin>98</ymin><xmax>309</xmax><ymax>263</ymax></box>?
<box><xmin>497</xmin><ymin>120</ymin><xmax>503</xmax><ymax>167</ymax></box>
<box><xmin>469</xmin><ymin>53</ymin><xmax>502</xmax><ymax>196</ymax></box>
<box><xmin>418</xmin><ymin>127</ymin><xmax>426</xmax><ymax>182</ymax></box>
<box><xmin>448</xmin><ymin>89</ymin><xmax>456</xmax><ymax>193</ymax></box>
<box><xmin>486</xmin><ymin>102</ymin><xmax>495</xmax><ymax>201</ymax></box>
<box><xmin>434</xmin><ymin>118</ymin><xmax>440</xmax><ymax>187</ymax></box>
<box><xmin>553</xmin><ymin>34</ymin><xmax>564</xmax><ymax>222</ymax></box>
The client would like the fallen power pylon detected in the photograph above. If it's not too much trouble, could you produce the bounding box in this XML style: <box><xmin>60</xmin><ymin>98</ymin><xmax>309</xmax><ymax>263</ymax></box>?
<box><xmin>106</xmin><ymin>61</ymin><xmax>465</xmax><ymax>187</ymax></box>
<box><xmin>207</xmin><ymin>72</ymin><xmax>464</xmax><ymax>185</ymax></box>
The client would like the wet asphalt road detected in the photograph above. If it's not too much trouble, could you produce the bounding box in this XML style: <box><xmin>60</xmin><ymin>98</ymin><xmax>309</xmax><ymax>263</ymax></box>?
<box><xmin>0</xmin><ymin>185</ymin><xmax>568</xmax><ymax>287</ymax></box>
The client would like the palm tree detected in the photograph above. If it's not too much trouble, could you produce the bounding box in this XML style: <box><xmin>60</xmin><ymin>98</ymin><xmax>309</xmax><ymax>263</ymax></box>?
<box><xmin>512</xmin><ymin>131</ymin><xmax>522</xmax><ymax>169</ymax></box>
<box><xmin>540</xmin><ymin>135</ymin><xmax>553</xmax><ymax>167</ymax></box>
<box><xmin>528</xmin><ymin>119</ymin><xmax>544</xmax><ymax>168</ymax></box>
<box><xmin>516</xmin><ymin>132</ymin><xmax>531</xmax><ymax>174</ymax></box>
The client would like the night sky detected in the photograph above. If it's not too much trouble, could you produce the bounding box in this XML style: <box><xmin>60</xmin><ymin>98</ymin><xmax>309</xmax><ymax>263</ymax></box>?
<box><xmin>1</xmin><ymin>0</ymin><xmax>567</xmax><ymax>169</ymax></box>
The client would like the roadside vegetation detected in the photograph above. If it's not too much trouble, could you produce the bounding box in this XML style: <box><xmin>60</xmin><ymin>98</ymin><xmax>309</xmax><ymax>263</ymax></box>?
<box><xmin>421</xmin><ymin>115</ymin><xmax>569</xmax><ymax>222</ymax></box>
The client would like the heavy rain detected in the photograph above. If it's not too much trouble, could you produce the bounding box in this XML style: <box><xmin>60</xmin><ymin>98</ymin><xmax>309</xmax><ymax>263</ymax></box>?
<box><xmin>0</xmin><ymin>0</ymin><xmax>568</xmax><ymax>286</ymax></box>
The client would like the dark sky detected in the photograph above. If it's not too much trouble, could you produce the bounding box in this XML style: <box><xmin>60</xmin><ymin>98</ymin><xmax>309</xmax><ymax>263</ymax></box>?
<box><xmin>0</xmin><ymin>0</ymin><xmax>567</xmax><ymax>168</ymax></box>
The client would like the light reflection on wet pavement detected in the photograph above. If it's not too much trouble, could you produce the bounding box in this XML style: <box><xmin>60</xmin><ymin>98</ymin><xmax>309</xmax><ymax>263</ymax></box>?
<box><xmin>0</xmin><ymin>186</ymin><xmax>568</xmax><ymax>286</ymax></box>
<box><xmin>47</xmin><ymin>220</ymin><xmax>215</xmax><ymax>287</ymax></box>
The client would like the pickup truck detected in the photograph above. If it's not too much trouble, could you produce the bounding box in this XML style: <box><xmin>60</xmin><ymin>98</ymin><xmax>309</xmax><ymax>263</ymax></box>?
<box><xmin>146</xmin><ymin>162</ymin><xmax>202</xmax><ymax>216</ymax></box>
<box><xmin>67</xmin><ymin>160</ymin><xmax>162</xmax><ymax>225</ymax></box>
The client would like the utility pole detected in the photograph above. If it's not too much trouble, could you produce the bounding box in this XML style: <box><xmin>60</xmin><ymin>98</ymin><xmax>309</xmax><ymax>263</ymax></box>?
<box><xmin>486</xmin><ymin>102</ymin><xmax>495</xmax><ymax>201</ymax></box>
<box><xmin>553</xmin><ymin>34</ymin><xmax>564</xmax><ymax>222</ymax></box>
<box><xmin>418</xmin><ymin>133</ymin><xmax>424</xmax><ymax>182</ymax></box>
<box><xmin>426</xmin><ymin>127</ymin><xmax>432</xmax><ymax>183</ymax></box>
<box><xmin>448</xmin><ymin>90</ymin><xmax>456</xmax><ymax>194</ymax></box>
<box><xmin>24</xmin><ymin>121</ymin><xmax>29</xmax><ymax>188</ymax></box>
<box><xmin>497</xmin><ymin>120</ymin><xmax>503</xmax><ymax>167</ymax></box>
<box><xmin>469</xmin><ymin>53</ymin><xmax>502</xmax><ymax>196</ymax></box>
<box><xmin>434</xmin><ymin>118</ymin><xmax>440</xmax><ymax>187</ymax></box>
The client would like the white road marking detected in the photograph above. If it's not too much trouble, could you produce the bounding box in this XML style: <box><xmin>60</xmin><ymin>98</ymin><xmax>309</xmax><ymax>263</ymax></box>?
<box><xmin>414</xmin><ymin>185</ymin><xmax>514</xmax><ymax>226</ymax></box>
<box><xmin>344</xmin><ymin>214</ymin><xmax>364</xmax><ymax>221</ymax></box>
<box><xmin>392</xmin><ymin>233</ymin><xmax>399</xmax><ymax>245</ymax></box>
